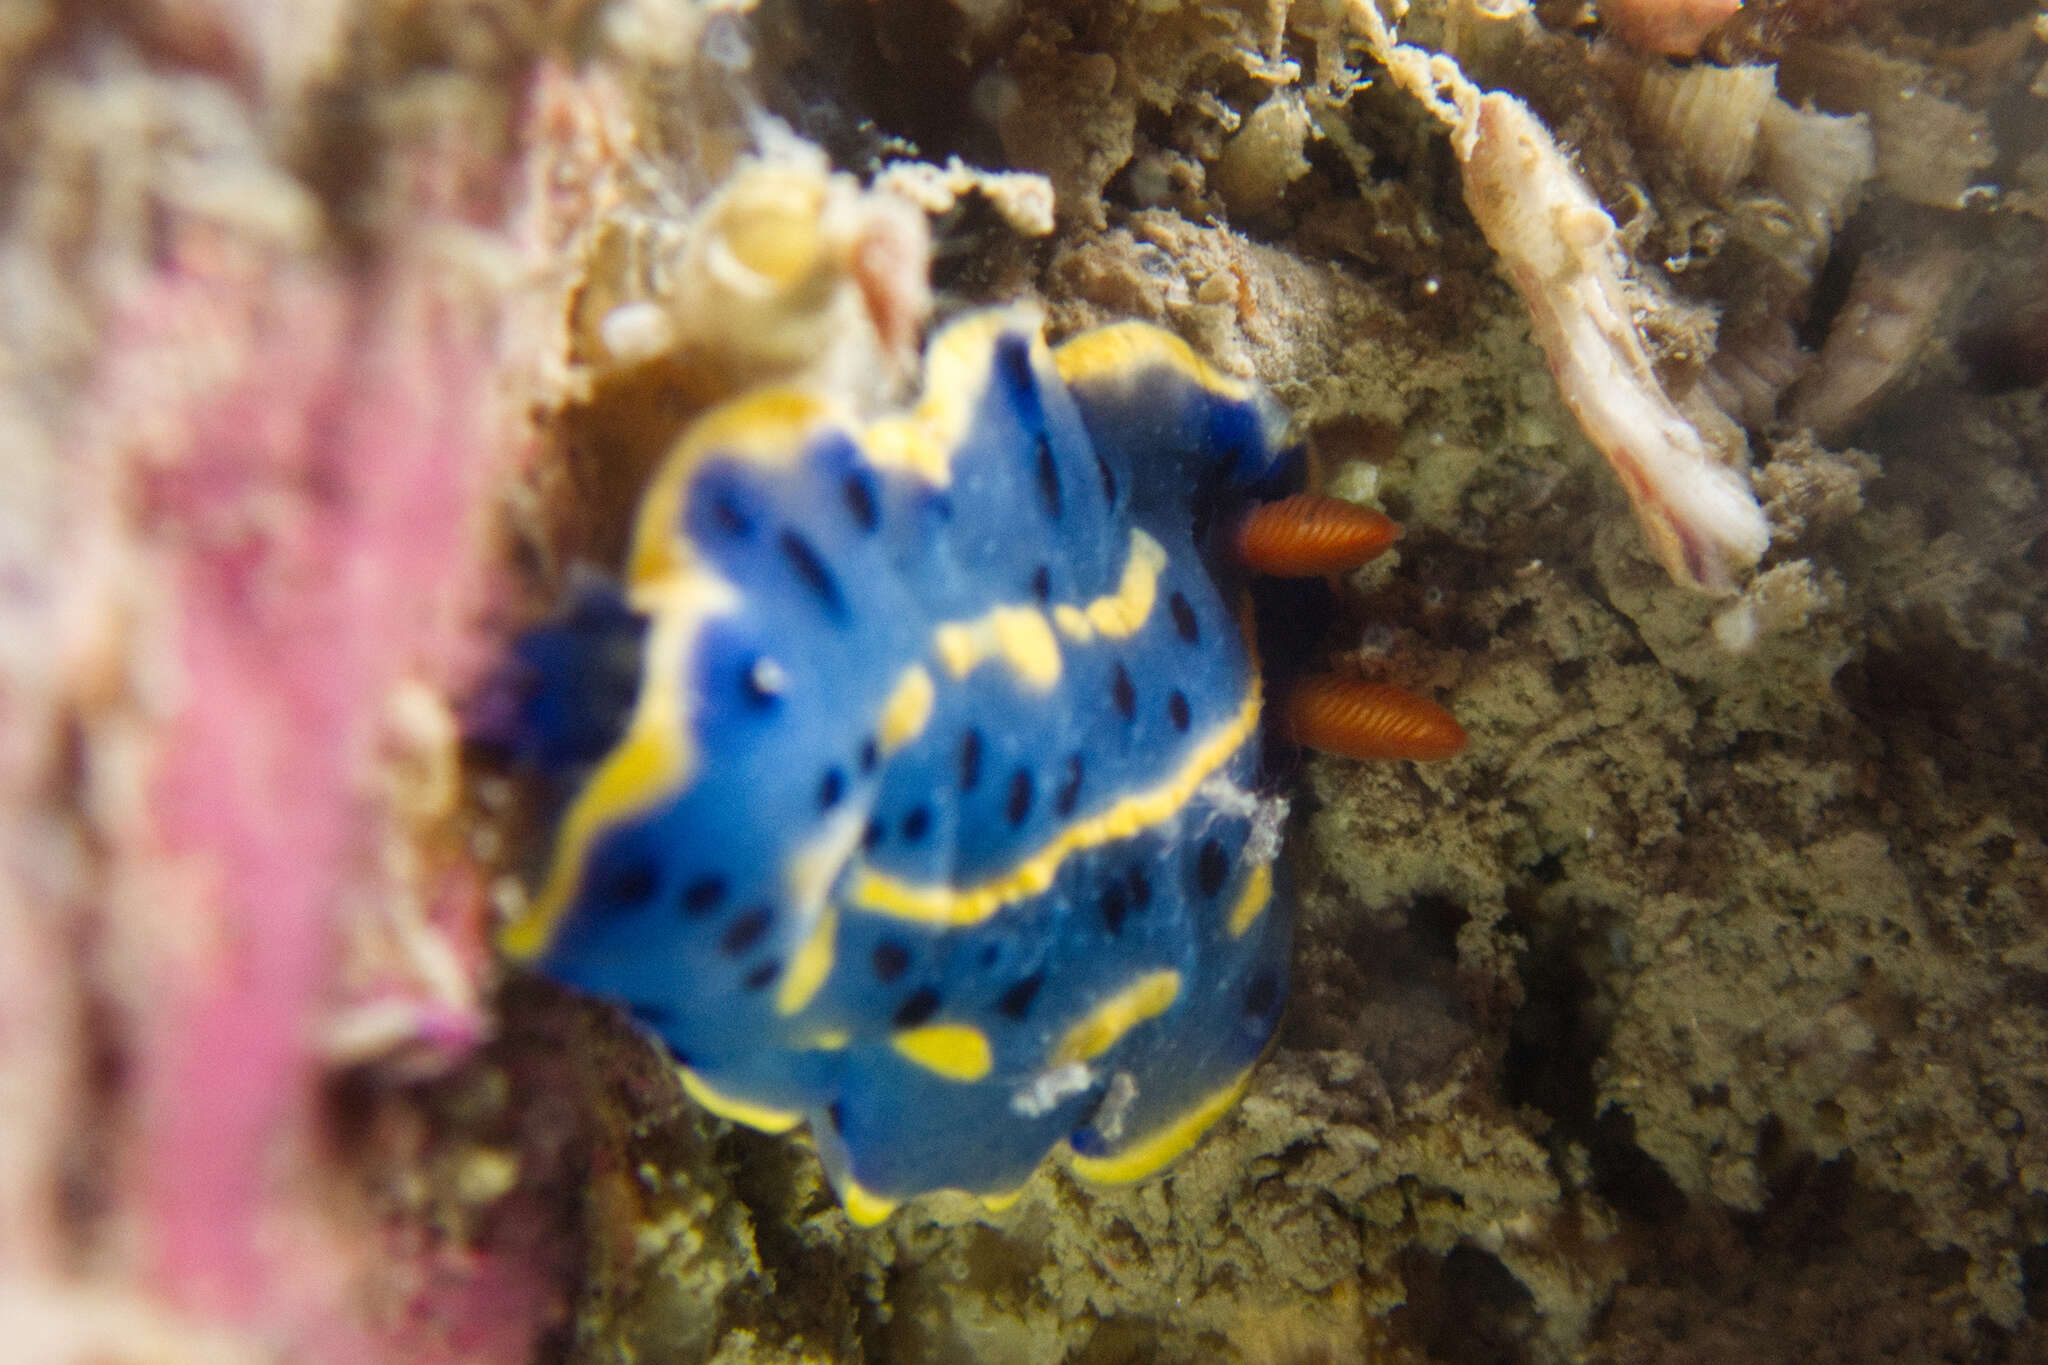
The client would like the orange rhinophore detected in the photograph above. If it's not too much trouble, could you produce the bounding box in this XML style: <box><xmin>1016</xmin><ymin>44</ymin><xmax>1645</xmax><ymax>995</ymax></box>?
<box><xmin>1283</xmin><ymin>674</ymin><xmax>1468</xmax><ymax>762</ymax></box>
<box><xmin>1234</xmin><ymin>494</ymin><xmax>1401</xmax><ymax>577</ymax></box>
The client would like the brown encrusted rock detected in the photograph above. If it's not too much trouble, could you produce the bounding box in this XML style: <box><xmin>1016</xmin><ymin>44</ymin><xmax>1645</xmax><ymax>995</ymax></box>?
<box><xmin>18</xmin><ymin>0</ymin><xmax>2048</xmax><ymax>1360</ymax></box>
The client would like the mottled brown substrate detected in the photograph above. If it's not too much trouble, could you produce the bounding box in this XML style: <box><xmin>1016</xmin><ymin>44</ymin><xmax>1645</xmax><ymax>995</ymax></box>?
<box><xmin>518</xmin><ymin>0</ymin><xmax>2048</xmax><ymax>1360</ymax></box>
<box><xmin>479</xmin><ymin>1</ymin><xmax>2048</xmax><ymax>1361</ymax></box>
<box><xmin>21</xmin><ymin>0</ymin><xmax>2032</xmax><ymax>1358</ymax></box>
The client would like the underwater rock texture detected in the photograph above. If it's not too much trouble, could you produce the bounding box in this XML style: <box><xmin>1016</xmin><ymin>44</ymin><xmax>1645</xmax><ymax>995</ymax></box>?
<box><xmin>4</xmin><ymin>0</ymin><xmax>2048</xmax><ymax>1361</ymax></box>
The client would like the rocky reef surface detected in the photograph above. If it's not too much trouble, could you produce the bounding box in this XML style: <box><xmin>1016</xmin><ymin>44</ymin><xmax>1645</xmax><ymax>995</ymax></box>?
<box><xmin>3</xmin><ymin>0</ymin><xmax>2046</xmax><ymax>1361</ymax></box>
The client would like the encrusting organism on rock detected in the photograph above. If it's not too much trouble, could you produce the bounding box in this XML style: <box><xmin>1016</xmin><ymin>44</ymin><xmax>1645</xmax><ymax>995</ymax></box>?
<box><xmin>1600</xmin><ymin>0</ymin><xmax>1743</xmax><ymax>59</ymax></box>
<box><xmin>1352</xmin><ymin>0</ymin><xmax>1771</xmax><ymax>596</ymax></box>
<box><xmin>1786</xmin><ymin>243</ymin><xmax>1969</xmax><ymax>436</ymax></box>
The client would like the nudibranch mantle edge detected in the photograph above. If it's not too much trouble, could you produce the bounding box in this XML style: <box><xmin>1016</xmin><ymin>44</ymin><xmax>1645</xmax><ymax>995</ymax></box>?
<box><xmin>500</xmin><ymin>305</ymin><xmax>1304</xmax><ymax>1223</ymax></box>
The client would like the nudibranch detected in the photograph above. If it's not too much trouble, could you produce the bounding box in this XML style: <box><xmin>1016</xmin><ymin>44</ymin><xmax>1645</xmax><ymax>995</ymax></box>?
<box><xmin>495</xmin><ymin>308</ymin><xmax>1461</xmax><ymax>1223</ymax></box>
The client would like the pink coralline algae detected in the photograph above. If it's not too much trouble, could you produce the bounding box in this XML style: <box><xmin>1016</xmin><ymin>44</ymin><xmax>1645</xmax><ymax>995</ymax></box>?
<box><xmin>40</xmin><ymin>216</ymin><xmax>553</xmax><ymax>1359</ymax></box>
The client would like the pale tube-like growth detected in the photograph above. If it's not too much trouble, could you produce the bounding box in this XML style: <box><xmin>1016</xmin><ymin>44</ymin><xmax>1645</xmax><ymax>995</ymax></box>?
<box><xmin>1351</xmin><ymin>1</ymin><xmax>1770</xmax><ymax>595</ymax></box>
<box><xmin>1787</xmin><ymin>245</ymin><xmax>1968</xmax><ymax>437</ymax></box>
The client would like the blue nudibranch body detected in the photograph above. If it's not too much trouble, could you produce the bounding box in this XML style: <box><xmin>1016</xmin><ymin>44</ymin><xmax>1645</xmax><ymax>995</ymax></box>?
<box><xmin>501</xmin><ymin>310</ymin><xmax>1297</xmax><ymax>1222</ymax></box>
